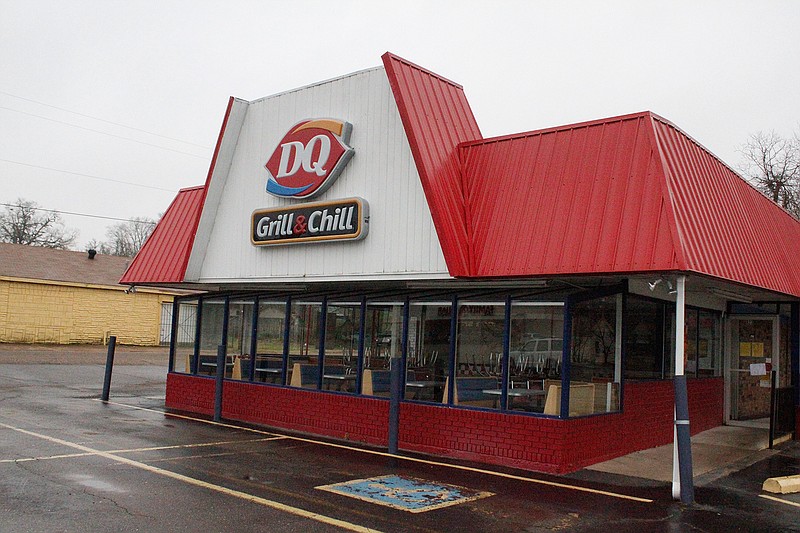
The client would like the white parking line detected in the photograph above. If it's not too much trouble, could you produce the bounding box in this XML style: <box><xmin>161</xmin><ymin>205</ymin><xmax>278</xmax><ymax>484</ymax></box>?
<box><xmin>99</xmin><ymin>399</ymin><xmax>654</xmax><ymax>504</ymax></box>
<box><xmin>0</xmin><ymin>421</ymin><xmax>382</xmax><ymax>533</ymax></box>
<box><xmin>0</xmin><ymin>437</ymin><xmax>284</xmax><ymax>464</ymax></box>
<box><xmin>759</xmin><ymin>494</ymin><xmax>800</xmax><ymax>508</ymax></box>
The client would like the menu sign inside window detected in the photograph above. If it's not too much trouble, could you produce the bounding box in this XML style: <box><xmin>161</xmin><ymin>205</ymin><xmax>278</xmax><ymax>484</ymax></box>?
<box><xmin>251</xmin><ymin>197</ymin><xmax>368</xmax><ymax>246</ymax></box>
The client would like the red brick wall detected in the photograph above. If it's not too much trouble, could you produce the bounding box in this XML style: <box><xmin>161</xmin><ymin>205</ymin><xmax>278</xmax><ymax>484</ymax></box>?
<box><xmin>165</xmin><ymin>374</ymin><xmax>724</xmax><ymax>474</ymax></box>
<box><xmin>221</xmin><ymin>380</ymin><xmax>388</xmax><ymax>447</ymax></box>
<box><xmin>166</xmin><ymin>374</ymin><xmax>388</xmax><ymax>446</ymax></box>
<box><xmin>398</xmin><ymin>378</ymin><xmax>724</xmax><ymax>473</ymax></box>
<box><xmin>166</xmin><ymin>373</ymin><xmax>215</xmax><ymax>416</ymax></box>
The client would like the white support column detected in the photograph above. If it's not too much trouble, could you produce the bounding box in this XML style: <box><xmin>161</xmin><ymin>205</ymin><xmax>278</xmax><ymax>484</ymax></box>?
<box><xmin>672</xmin><ymin>275</ymin><xmax>694</xmax><ymax>503</ymax></box>
<box><xmin>673</xmin><ymin>277</ymin><xmax>685</xmax><ymax>499</ymax></box>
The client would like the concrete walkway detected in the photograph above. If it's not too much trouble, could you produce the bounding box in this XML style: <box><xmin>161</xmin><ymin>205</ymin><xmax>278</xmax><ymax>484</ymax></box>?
<box><xmin>585</xmin><ymin>425</ymin><xmax>792</xmax><ymax>484</ymax></box>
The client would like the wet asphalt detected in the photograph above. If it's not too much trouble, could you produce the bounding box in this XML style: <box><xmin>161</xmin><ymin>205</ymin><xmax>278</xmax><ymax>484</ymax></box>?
<box><xmin>0</xmin><ymin>345</ymin><xmax>798</xmax><ymax>532</ymax></box>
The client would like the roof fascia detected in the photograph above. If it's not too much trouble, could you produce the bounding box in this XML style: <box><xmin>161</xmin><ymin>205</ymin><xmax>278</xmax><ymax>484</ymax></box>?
<box><xmin>184</xmin><ymin>97</ymin><xmax>249</xmax><ymax>281</ymax></box>
<box><xmin>460</xmin><ymin>111</ymin><xmax>653</xmax><ymax>149</ymax></box>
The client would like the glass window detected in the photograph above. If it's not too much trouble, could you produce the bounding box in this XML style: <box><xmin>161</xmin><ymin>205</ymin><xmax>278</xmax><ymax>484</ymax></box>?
<box><xmin>508</xmin><ymin>303</ymin><xmax>564</xmax><ymax>412</ymax></box>
<box><xmin>684</xmin><ymin>308</ymin><xmax>699</xmax><ymax>376</ymax></box>
<box><xmin>171</xmin><ymin>299</ymin><xmax>198</xmax><ymax>374</ymax></box>
<box><xmin>624</xmin><ymin>296</ymin><xmax>666</xmax><ymax>380</ymax></box>
<box><xmin>454</xmin><ymin>301</ymin><xmax>504</xmax><ymax>409</ymax></box>
<box><xmin>779</xmin><ymin>306</ymin><xmax>792</xmax><ymax>388</ymax></box>
<box><xmin>696</xmin><ymin>310</ymin><xmax>721</xmax><ymax>377</ymax></box>
<box><xmin>362</xmin><ymin>301</ymin><xmax>403</xmax><ymax>397</ymax></box>
<box><xmin>288</xmin><ymin>301</ymin><xmax>323</xmax><ymax>389</ymax></box>
<box><xmin>407</xmin><ymin>301</ymin><xmax>451</xmax><ymax>402</ymax></box>
<box><xmin>568</xmin><ymin>294</ymin><xmax>621</xmax><ymax>416</ymax></box>
<box><xmin>227</xmin><ymin>299</ymin><xmax>254</xmax><ymax>380</ymax></box>
<box><xmin>254</xmin><ymin>300</ymin><xmax>287</xmax><ymax>384</ymax></box>
<box><xmin>323</xmin><ymin>302</ymin><xmax>361</xmax><ymax>393</ymax></box>
<box><xmin>198</xmin><ymin>298</ymin><xmax>228</xmax><ymax>376</ymax></box>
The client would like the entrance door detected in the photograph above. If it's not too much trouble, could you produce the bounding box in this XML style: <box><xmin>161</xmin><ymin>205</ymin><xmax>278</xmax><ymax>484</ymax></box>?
<box><xmin>727</xmin><ymin>317</ymin><xmax>778</xmax><ymax>422</ymax></box>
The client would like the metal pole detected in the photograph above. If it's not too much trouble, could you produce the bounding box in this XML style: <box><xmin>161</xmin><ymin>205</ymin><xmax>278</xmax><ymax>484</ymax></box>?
<box><xmin>388</xmin><ymin>354</ymin><xmax>402</xmax><ymax>454</ymax></box>
<box><xmin>769</xmin><ymin>369</ymin><xmax>777</xmax><ymax>449</ymax></box>
<box><xmin>388</xmin><ymin>299</ymin><xmax>409</xmax><ymax>455</ymax></box>
<box><xmin>214</xmin><ymin>344</ymin><xmax>225</xmax><ymax>422</ymax></box>
<box><xmin>672</xmin><ymin>275</ymin><xmax>694</xmax><ymax>503</ymax></box>
<box><xmin>101</xmin><ymin>335</ymin><xmax>117</xmax><ymax>402</ymax></box>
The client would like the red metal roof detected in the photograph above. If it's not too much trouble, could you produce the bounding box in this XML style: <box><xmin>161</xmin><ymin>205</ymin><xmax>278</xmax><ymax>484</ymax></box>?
<box><xmin>382</xmin><ymin>52</ymin><xmax>483</xmax><ymax>276</ymax></box>
<box><xmin>119</xmin><ymin>186</ymin><xmax>205</xmax><ymax>285</ymax></box>
<box><xmin>460</xmin><ymin>112</ymin><xmax>681</xmax><ymax>278</ymax></box>
<box><xmin>652</xmin><ymin>116</ymin><xmax>800</xmax><ymax>296</ymax></box>
<box><xmin>456</xmin><ymin>111</ymin><xmax>800</xmax><ymax>297</ymax></box>
<box><xmin>125</xmin><ymin>54</ymin><xmax>800</xmax><ymax>298</ymax></box>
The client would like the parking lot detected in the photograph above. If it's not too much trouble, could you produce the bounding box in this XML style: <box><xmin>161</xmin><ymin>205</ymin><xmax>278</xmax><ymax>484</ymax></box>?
<box><xmin>1</xmin><ymin>344</ymin><xmax>798</xmax><ymax>532</ymax></box>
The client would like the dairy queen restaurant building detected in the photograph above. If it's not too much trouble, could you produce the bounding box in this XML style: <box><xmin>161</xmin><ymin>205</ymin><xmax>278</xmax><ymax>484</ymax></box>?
<box><xmin>122</xmin><ymin>53</ymin><xmax>800</xmax><ymax>477</ymax></box>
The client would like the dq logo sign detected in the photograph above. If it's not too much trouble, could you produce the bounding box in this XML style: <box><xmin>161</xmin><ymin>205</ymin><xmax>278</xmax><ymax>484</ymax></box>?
<box><xmin>265</xmin><ymin>119</ymin><xmax>354</xmax><ymax>199</ymax></box>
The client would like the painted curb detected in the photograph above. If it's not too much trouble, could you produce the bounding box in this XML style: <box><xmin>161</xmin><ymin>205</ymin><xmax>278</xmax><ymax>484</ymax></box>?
<box><xmin>763</xmin><ymin>475</ymin><xmax>800</xmax><ymax>494</ymax></box>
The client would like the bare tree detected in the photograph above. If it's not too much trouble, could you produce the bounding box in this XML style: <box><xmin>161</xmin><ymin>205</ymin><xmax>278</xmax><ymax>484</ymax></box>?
<box><xmin>0</xmin><ymin>198</ymin><xmax>77</xmax><ymax>249</ymax></box>
<box><xmin>101</xmin><ymin>216</ymin><xmax>156</xmax><ymax>257</ymax></box>
<box><xmin>738</xmin><ymin>130</ymin><xmax>800</xmax><ymax>218</ymax></box>
<box><xmin>84</xmin><ymin>238</ymin><xmax>112</xmax><ymax>255</ymax></box>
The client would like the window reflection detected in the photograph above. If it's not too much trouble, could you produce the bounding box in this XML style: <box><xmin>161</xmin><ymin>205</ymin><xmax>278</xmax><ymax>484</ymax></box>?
<box><xmin>568</xmin><ymin>295</ymin><xmax>621</xmax><ymax>416</ymax></box>
<box><xmin>198</xmin><ymin>298</ymin><xmax>229</xmax><ymax>376</ymax></box>
<box><xmin>696</xmin><ymin>310</ymin><xmax>720</xmax><ymax>377</ymax></box>
<box><xmin>625</xmin><ymin>296</ymin><xmax>666</xmax><ymax>379</ymax></box>
<box><xmin>254</xmin><ymin>301</ymin><xmax>286</xmax><ymax>384</ymax></box>
<box><xmin>508</xmin><ymin>303</ymin><xmax>563</xmax><ymax>412</ymax></box>
<box><xmin>362</xmin><ymin>302</ymin><xmax>403</xmax><ymax>397</ymax></box>
<box><xmin>323</xmin><ymin>302</ymin><xmax>361</xmax><ymax>392</ymax></box>
<box><xmin>288</xmin><ymin>301</ymin><xmax>322</xmax><ymax>389</ymax></box>
<box><xmin>407</xmin><ymin>302</ymin><xmax>450</xmax><ymax>402</ymax></box>
<box><xmin>172</xmin><ymin>299</ymin><xmax>198</xmax><ymax>374</ymax></box>
<box><xmin>227</xmin><ymin>299</ymin><xmax>254</xmax><ymax>380</ymax></box>
<box><xmin>453</xmin><ymin>302</ymin><xmax>504</xmax><ymax>409</ymax></box>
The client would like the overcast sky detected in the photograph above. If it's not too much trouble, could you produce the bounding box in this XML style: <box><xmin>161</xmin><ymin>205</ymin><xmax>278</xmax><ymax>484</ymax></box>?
<box><xmin>2</xmin><ymin>1</ymin><xmax>799</xmax><ymax>249</ymax></box>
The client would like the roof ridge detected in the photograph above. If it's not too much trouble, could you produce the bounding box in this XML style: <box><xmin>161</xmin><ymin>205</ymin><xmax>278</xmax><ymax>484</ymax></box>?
<box><xmin>381</xmin><ymin>52</ymin><xmax>464</xmax><ymax>90</ymax></box>
<box><xmin>460</xmin><ymin>111</ymin><xmax>656</xmax><ymax>148</ymax></box>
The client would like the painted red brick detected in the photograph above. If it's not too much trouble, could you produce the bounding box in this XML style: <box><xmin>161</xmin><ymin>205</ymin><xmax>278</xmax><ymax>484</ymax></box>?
<box><xmin>164</xmin><ymin>375</ymin><xmax>724</xmax><ymax>474</ymax></box>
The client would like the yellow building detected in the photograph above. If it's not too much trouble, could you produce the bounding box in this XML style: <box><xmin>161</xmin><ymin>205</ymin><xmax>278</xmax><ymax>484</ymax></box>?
<box><xmin>0</xmin><ymin>243</ymin><xmax>186</xmax><ymax>346</ymax></box>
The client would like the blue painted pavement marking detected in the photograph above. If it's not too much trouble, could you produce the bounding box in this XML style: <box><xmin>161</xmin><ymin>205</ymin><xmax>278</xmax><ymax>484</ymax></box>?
<box><xmin>316</xmin><ymin>474</ymin><xmax>493</xmax><ymax>513</ymax></box>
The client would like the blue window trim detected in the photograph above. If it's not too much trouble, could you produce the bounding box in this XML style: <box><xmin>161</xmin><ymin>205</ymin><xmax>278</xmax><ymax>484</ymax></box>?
<box><xmin>401</xmin><ymin>297</ymin><xmax>410</xmax><ymax>400</ymax></box>
<box><xmin>191</xmin><ymin>296</ymin><xmax>202</xmax><ymax>374</ymax></box>
<box><xmin>447</xmin><ymin>294</ymin><xmax>458</xmax><ymax>405</ymax></box>
<box><xmin>356</xmin><ymin>296</ymin><xmax>366</xmax><ymax>394</ymax></box>
<box><xmin>247</xmin><ymin>296</ymin><xmax>259</xmax><ymax>383</ymax></box>
<box><xmin>220</xmin><ymin>296</ymin><xmax>230</xmax><ymax>363</ymax></box>
<box><xmin>317</xmin><ymin>296</ymin><xmax>328</xmax><ymax>390</ymax></box>
<box><xmin>281</xmin><ymin>297</ymin><xmax>291</xmax><ymax>386</ymax></box>
<box><xmin>168</xmin><ymin>298</ymin><xmax>179</xmax><ymax>373</ymax></box>
<box><xmin>560</xmin><ymin>297</ymin><xmax>572</xmax><ymax>419</ymax></box>
<box><xmin>500</xmin><ymin>295</ymin><xmax>511</xmax><ymax>411</ymax></box>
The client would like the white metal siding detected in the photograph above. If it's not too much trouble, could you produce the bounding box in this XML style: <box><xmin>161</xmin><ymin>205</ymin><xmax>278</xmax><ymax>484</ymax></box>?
<box><xmin>194</xmin><ymin>67</ymin><xmax>450</xmax><ymax>283</ymax></box>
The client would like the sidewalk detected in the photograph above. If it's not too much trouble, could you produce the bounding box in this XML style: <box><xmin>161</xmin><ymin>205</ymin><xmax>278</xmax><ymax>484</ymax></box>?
<box><xmin>584</xmin><ymin>425</ymin><xmax>794</xmax><ymax>485</ymax></box>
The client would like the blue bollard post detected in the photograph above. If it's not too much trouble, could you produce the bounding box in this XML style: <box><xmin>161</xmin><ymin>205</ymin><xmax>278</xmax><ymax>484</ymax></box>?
<box><xmin>101</xmin><ymin>336</ymin><xmax>117</xmax><ymax>402</ymax></box>
<box><xmin>388</xmin><ymin>357</ymin><xmax>401</xmax><ymax>454</ymax></box>
<box><xmin>674</xmin><ymin>375</ymin><xmax>695</xmax><ymax>504</ymax></box>
<box><xmin>214</xmin><ymin>344</ymin><xmax>225</xmax><ymax>422</ymax></box>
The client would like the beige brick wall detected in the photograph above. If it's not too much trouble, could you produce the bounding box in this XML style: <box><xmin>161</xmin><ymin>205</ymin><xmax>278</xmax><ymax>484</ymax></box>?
<box><xmin>0</xmin><ymin>279</ymin><xmax>173</xmax><ymax>346</ymax></box>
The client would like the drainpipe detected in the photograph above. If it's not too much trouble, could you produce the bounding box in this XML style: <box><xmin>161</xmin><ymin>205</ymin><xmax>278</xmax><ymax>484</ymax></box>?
<box><xmin>672</xmin><ymin>275</ymin><xmax>694</xmax><ymax>503</ymax></box>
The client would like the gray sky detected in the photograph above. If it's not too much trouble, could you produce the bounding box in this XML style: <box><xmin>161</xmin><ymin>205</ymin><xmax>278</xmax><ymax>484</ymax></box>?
<box><xmin>2</xmin><ymin>0</ymin><xmax>799</xmax><ymax>249</ymax></box>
